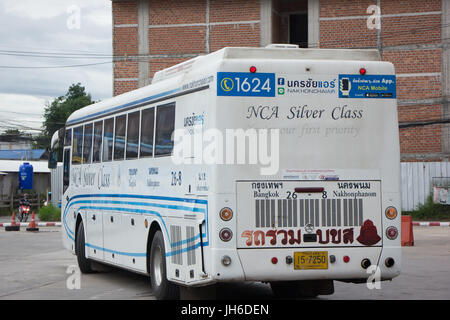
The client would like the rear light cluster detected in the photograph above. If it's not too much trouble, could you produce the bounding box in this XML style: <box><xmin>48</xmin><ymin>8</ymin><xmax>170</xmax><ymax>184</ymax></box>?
<box><xmin>219</xmin><ymin>207</ymin><xmax>233</xmax><ymax>221</ymax></box>
<box><xmin>219</xmin><ymin>207</ymin><xmax>234</xmax><ymax>242</ymax></box>
<box><xmin>219</xmin><ymin>227</ymin><xmax>233</xmax><ymax>242</ymax></box>
<box><xmin>385</xmin><ymin>206</ymin><xmax>398</xmax><ymax>240</ymax></box>
<box><xmin>219</xmin><ymin>206</ymin><xmax>233</xmax><ymax>243</ymax></box>
<box><xmin>386</xmin><ymin>226</ymin><xmax>398</xmax><ymax>240</ymax></box>
<box><xmin>385</xmin><ymin>206</ymin><xmax>398</xmax><ymax>220</ymax></box>
<box><xmin>219</xmin><ymin>207</ymin><xmax>234</xmax><ymax>266</ymax></box>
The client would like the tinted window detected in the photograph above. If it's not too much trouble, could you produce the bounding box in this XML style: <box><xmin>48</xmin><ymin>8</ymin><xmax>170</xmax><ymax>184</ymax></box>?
<box><xmin>126</xmin><ymin>111</ymin><xmax>140</xmax><ymax>159</ymax></box>
<box><xmin>82</xmin><ymin>123</ymin><xmax>93</xmax><ymax>164</ymax></box>
<box><xmin>72</xmin><ymin>126</ymin><xmax>83</xmax><ymax>164</ymax></box>
<box><xmin>64</xmin><ymin>128</ymin><xmax>72</xmax><ymax>147</ymax></box>
<box><xmin>114</xmin><ymin>115</ymin><xmax>126</xmax><ymax>160</ymax></box>
<box><xmin>140</xmin><ymin>107</ymin><xmax>155</xmax><ymax>157</ymax></box>
<box><xmin>102</xmin><ymin>118</ymin><xmax>114</xmax><ymax>162</ymax></box>
<box><xmin>93</xmin><ymin>121</ymin><xmax>103</xmax><ymax>163</ymax></box>
<box><xmin>155</xmin><ymin>104</ymin><xmax>175</xmax><ymax>156</ymax></box>
<box><xmin>63</xmin><ymin>149</ymin><xmax>70</xmax><ymax>193</ymax></box>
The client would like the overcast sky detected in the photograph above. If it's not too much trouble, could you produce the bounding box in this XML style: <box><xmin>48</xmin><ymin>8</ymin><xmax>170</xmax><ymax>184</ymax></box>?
<box><xmin>0</xmin><ymin>0</ymin><xmax>112</xmax><ymax>134</ymax></box>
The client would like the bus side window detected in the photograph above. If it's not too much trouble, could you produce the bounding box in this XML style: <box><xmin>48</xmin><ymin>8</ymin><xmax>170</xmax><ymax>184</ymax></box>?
<box><xmin>72</xmin><ymin>126</ymin><xmax>83</xmax><ymax>165</ymax></box>
<box><xmin>102</xmin><ymin>118</ymin><xmax>114</xmax><ymax>162</ymax></box>
<box><xmin>63</xmin><ymin>149</ymin><xmax>70</xmax><ymax>193</ymax></box>
<box><xmin>155</xmin><ymin>103</ymin><xmax>175</xmax><ymax>156</ymax></box>
<box><xmin>114</xmin><ymin>114</ymin><xmax>126</xmax><ymax>161</ymax></box>
<box><xmin>83</xmin><ymin>123</ymin><xmax>93</xmax><ymax>164</ymax></box>
<box><xmin>64</xmin><ymin>128</ymin><xmax>72</xmax><ymax>147</ymax></box>
<box><xmin>93</xmin><ymin>121</ymin><xmax>103</xmax><ymax>163</ymax></box>
<box><xmin>140</xmin><ymin>107</ymin><xmax>155</xmax><ymax>158</ymax></box>
<box><xmin>126</xmin><ymin>111</ymin><xmax>140</xmax><ymax>159</ymax></box>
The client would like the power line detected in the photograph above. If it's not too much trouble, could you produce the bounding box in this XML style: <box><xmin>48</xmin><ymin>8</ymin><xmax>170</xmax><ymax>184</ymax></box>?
<box><xmin>0</xmin><ymin>61</ymin><xmax>112</xmax><ymax>69</ymax></box>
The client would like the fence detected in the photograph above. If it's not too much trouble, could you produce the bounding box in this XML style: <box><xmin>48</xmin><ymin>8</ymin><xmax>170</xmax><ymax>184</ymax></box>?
<box><xmin>0</xmin><ymin>192</ymin><xmax>44</xmax><ymax>213</ymax></box>
<box><xmin>401</xmin><ymin>161</ymin><xmax>450</xmax><ymax>212</ymax></box>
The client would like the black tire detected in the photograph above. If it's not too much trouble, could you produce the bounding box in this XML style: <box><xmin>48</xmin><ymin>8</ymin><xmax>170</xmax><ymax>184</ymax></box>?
<box><xmin>76</xmin><ymin>222</ymin><xmax>94</xmax><ymax>274</ymax></box>
<box><xmin>149</xmin><ymin>231</ymin><xmax>179</xmax><ymax>300</ymax></box>
<box><xmin>23</xmin><ymin>213</ymin><xmax>28</xmax><ymax>222</ymax></box>
<box><xmin>17</xmin><ymin>212</ymin><xmax>23</xmax><ymax>222</ymax></box>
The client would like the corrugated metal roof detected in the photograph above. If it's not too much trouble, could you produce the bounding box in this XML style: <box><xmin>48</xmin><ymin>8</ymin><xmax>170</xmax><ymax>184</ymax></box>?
<box><xmin>0</xmin><ymin>160</ymin><xmax>50</xmax><ymax>173</ymax></box>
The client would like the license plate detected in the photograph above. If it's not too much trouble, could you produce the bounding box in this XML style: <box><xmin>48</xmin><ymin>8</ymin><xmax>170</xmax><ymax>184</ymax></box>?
<box><xmin>294</xmin><ymin>251</ymin><xmax>328</xmax><ymax>270</ymax></box>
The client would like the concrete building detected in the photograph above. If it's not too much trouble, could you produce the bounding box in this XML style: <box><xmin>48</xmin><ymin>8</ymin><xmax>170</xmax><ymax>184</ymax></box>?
<box><xmin>0</xmin><ymin>160</ymin><xmax>51</xmax><ymax>209</ymax></box>
<box><xmin>111</xmin><ymin>0</ymin><xmax>450</xmax><ymax>162</ymax></box>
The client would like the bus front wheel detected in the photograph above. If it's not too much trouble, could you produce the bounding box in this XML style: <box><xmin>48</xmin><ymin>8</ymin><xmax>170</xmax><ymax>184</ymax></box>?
<box><xmin>149</xmin><ymin>230</ymin><xmax>179</xmax><ymax>300</ymax></box>
<box><xmin>75</xmin><ymin>222</ymin><xmax>94</xmax><ymax>274</ymax></box>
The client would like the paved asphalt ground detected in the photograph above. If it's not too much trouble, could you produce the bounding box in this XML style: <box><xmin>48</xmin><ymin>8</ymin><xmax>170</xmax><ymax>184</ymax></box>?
<box><xmin>0</xmin><ymin>224</ymin><xmax>449</xmax><ymax>300</ymax></box>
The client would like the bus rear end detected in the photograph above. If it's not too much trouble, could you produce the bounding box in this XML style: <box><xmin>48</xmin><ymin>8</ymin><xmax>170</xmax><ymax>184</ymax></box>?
<box><xmin>209</xmin><ymin>47</ymin><xmax>401</xmax><ymax>295</ymax></box>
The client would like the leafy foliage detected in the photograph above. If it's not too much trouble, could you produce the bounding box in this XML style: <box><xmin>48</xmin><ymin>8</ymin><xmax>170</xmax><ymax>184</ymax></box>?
<box><xmin>38</xmin><ymin>204</ymin><xmax>61</xmax><ymax>221</ymax></box>
<box><xmin>403</xmin><ymin>195</ymin><xmax>450</xmax><ymax>221</ymax></box>
<box><xmin>33</xmin><ymin>83</ymin><xmax>94</xmax><ymax>150</ymax></box>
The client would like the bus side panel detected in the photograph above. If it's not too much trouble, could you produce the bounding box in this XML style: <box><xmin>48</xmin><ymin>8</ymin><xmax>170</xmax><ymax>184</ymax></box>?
<box><xmin>85</xmin><ymin>209</ymin><xmax>104</xmax><ymax>261</ymax></box>
<box><xmin>103</xmin><ymin>211</ymin><xmax>123</xmax><ymax>265</ymax></box>
<box><xmin>121</xmin><ymin>213</ymin><xmax>147</xmax><ymax>271</ymax></box>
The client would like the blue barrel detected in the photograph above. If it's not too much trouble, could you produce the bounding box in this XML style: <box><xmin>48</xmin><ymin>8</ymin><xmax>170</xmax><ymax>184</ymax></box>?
<box><xmin>19</xmin><ymin>162</ymin><xmax>33</xmax><ymax>190</ymax></box>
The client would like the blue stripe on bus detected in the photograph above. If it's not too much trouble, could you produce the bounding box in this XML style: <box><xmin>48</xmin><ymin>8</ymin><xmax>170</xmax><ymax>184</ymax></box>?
<box><xmin>63</xmin><ymin>193</ymin><xmax>207</xmax><ymax>236</ymax></box>
<box><xmin>85</xmin><ymin>243</ymin><xmax>147</xmax><ymax>257</ymax></box>
<box><xmin>78</xmin><ymin>205</ymin><xmax>206</xmax><ymax>257</ymax></box>
<box><xmin>66</xmin><ymin>87</ymin><xmax>181</xmax><ymax>125</ymax></box>
<box><xmin>71</xmin><ymin>199</ymin><xmax>205</xmax><ymax>214</ymax></box>
<box><xmin>62</xmin><ymin>194</ymin><xmax>209</xmax><ymax>258</ymax></box>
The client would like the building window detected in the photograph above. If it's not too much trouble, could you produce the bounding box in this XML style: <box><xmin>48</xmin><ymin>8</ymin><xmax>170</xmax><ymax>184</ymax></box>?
<box><xmin>290</xmin><ymin>13</ymin><xmax>308</xmax><ymax>48</ymax></box>
<box><xmin>155</xmin><ymin>103</ymin><xmax>175</xmax><ymax>156</ymax></box>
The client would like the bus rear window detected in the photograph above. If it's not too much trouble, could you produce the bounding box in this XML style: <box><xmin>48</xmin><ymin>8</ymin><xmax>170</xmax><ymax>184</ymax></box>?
<box><xmin>155</xmin><ymin>104</ymin><xmax>175</xmax><ymax>156</ymax></box>
<box><xmin>102</xmin><ymin>118</ymin><xmax>114</xmax><ymax>162</ymax></box>
<box><xmin>72</xmin><ymin>126</ymin><xmax>83</xmax><ymax>165</ymax></box>
<box><xmin>114</xmin><ymin>114</ymin><xmax>126</xmax><ymax>160</ymax></box>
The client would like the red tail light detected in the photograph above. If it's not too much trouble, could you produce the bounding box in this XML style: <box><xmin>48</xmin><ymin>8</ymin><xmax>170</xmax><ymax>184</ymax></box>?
<box><xmin>219</xmin><ymin>228</ymin><xmax>233</xmax><ymax>242</ymax></box>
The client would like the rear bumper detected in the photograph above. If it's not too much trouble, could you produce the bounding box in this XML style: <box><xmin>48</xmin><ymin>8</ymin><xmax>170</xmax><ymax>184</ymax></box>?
<box><xmin>210</xmin><ymin>246</ymin><xmax>401</xmax><ymax>283</ymax></box>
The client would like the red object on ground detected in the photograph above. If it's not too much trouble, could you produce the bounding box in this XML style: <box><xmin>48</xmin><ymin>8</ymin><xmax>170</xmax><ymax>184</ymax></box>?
<box><xmin>5</xmin><ymin>211</ymin><xmax>20</xmax><ymax>231</ymax></box>
<box><xmin>401</xmin><ymin>215</ymin><xmax>414</xmax><ymax>246</ymax></box>
<box><xmin>26</xmin><ymin>211</ymin><xmax>39</xmax><ymax>232</ymax></box>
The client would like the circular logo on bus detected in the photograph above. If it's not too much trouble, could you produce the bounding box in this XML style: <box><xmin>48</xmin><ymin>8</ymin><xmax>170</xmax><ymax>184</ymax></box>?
<box><xmin>305</xmin><ymin>223</ymin><xmax>315</xmax><ymax>233</ymax></box>
<box><xmin>220</xmin><ymin>77</ymin><xmax>234</xmax><ymax>92</ymax></box>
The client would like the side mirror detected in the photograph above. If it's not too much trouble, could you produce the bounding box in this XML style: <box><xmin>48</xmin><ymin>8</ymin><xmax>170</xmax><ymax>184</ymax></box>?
<box><xmin>48</xmin><ymin>151</ymin><xmax>58</xmax><ymax>169</ymax></box>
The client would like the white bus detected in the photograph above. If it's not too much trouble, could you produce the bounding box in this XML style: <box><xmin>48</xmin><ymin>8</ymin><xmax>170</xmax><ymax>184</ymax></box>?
<box><xmin>57</xmin><ymin>45</ymin><xmax>401</xmax><ymax>299</ymax></box>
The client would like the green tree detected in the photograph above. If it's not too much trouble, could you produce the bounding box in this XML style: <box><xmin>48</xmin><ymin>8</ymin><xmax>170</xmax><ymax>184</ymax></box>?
<box><xmin>33</xmin><ymin>83</ymin><xmax>94</xmax><ymax>150</ymax></box>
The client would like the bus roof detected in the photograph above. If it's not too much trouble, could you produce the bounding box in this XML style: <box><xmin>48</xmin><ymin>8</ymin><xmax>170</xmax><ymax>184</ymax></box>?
<box><xmin>66</xmin><ymin>46</ymin><xmax>381</xmax><ymax>126</ymax></box>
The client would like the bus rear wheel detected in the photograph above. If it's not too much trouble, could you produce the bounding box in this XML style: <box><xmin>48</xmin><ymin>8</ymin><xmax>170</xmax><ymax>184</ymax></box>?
<box><xmin>270</xmin><ymin>280</ymin><xmax>334</xmax><ymax>299</ymax></box>
<box><xmin>76</xmin><ymin>222</ymin><xmax>94</xmax><ymax>274</ymax></box>
<box><xmin>149</xmin><ymin>230</ymin><xmax>179</xmax><ymax>300</ymax></box>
